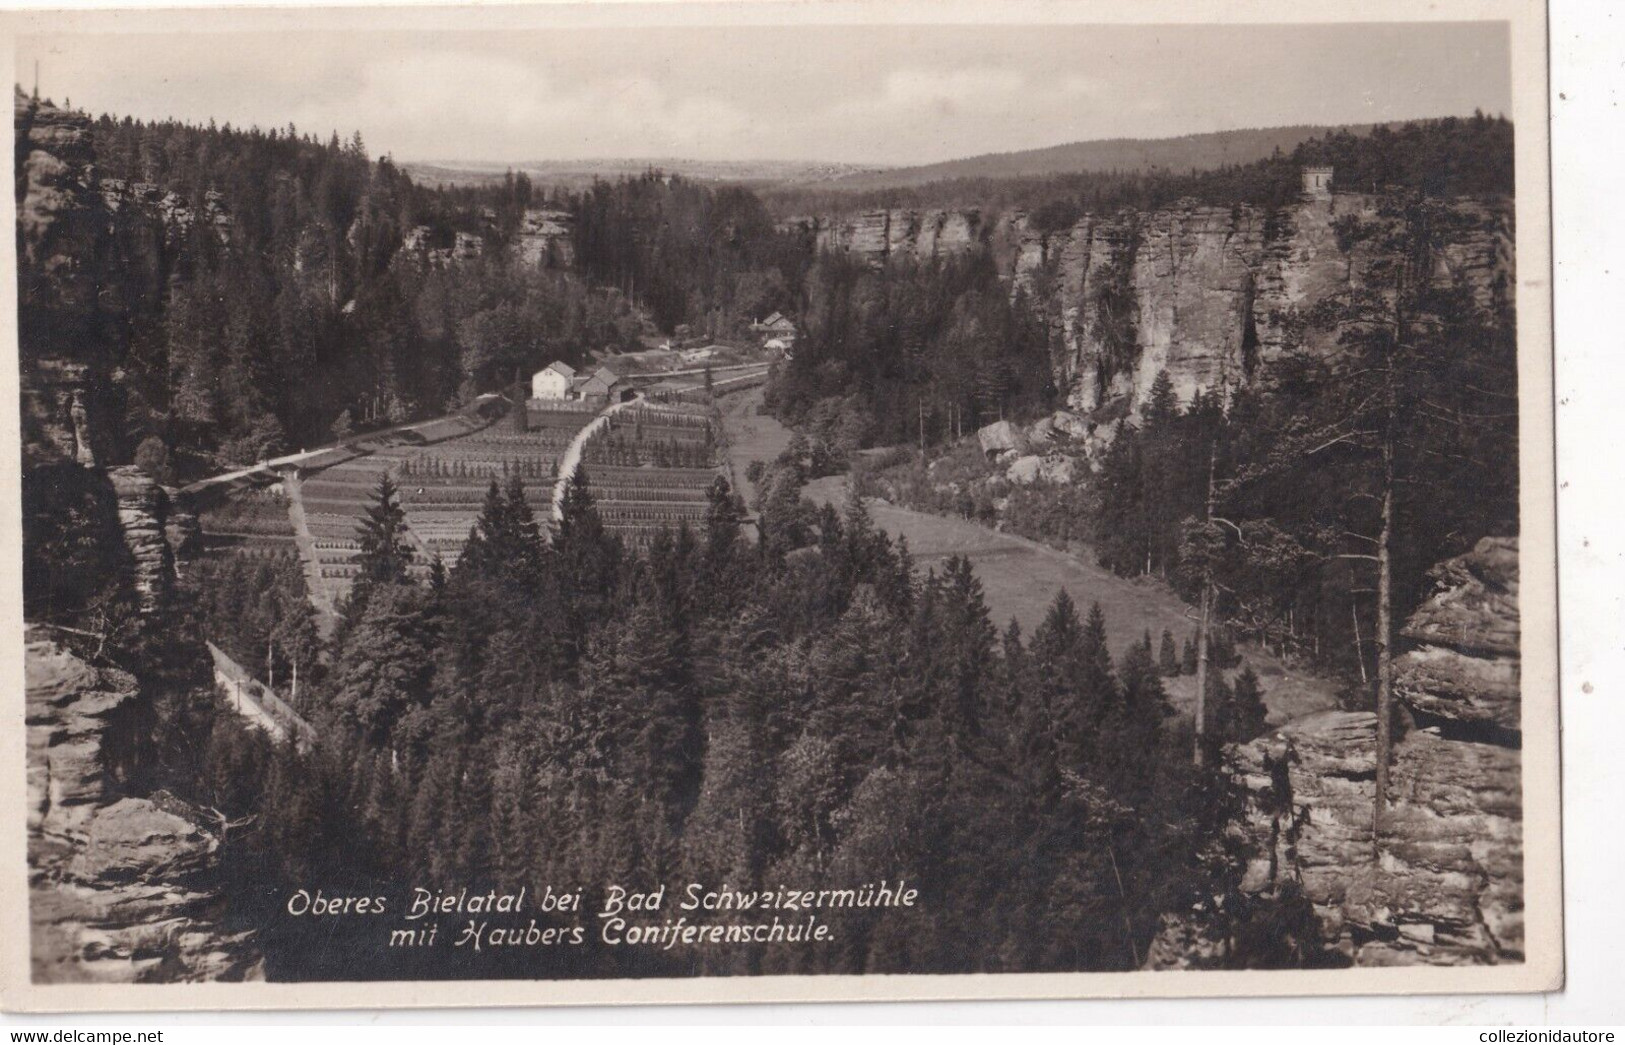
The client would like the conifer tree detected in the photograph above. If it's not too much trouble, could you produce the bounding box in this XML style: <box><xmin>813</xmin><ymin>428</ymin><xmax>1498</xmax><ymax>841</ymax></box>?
<box><xmin>1158</xmin><ymin>629</ymin><xmax>1180</xmax><ymax>677</ymax></box>
<box><xmin>355</xmin><ymin>472</ymin><xmax>413</xmax><ymax>584</ymax></box>
<box><xmin>1218</xmin><ymin>666</ymin><xmax>1269</xmax><ymax>745</ymax></box>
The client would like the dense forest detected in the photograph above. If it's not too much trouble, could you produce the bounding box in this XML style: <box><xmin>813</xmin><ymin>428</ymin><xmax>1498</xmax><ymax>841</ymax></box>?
<box><xmin>145</xmin><ymin>462</ymin><xmax>1312</xmax><ymax>979</ymax></box>
<box><xmin>765</xmin><ymin>250</ymin><xmax>1059</xmax><ymax>450</ymax></box>
<box><xmin>46</xmin><ymin>115</ymin><xmax>809</xmax><ymax>478</ymax></box>
<box><xmin>763</xmin><ymin>113</ymin><xmax>1515</xmax><ymax>218</ymax></box>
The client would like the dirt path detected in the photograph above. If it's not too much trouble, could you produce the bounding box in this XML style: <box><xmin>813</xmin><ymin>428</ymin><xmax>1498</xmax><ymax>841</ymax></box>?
<box><xmin>282</xmin><ymin>473</ymin><xmax>339</xmax><ymax>639</ymax></box>
<box><xmin>179</xmin><ymin>413</ymin><xmax>462</xmax><ymax>498</ymax></box>
<box><xmin>718</xmin><ymin>386</ymin><xmax>1338</xmax><ymax>726</ymax></box>
<box><xmin>550</xmin><ymin>396</ymin><xmax>644</xmax><ymax>522</ymax></box>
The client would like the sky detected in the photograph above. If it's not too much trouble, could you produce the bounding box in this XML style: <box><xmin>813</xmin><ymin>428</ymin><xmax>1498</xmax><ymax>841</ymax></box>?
<box><xmin>15</xmin><ymin>18</ymin><xmax>1512</xmax><ymax>167</ymax></box>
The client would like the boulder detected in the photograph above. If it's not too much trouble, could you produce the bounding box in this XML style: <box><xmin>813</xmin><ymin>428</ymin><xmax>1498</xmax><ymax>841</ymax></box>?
<box><xmin>1006</xmin><ymin>453</ymin><xmax>1076</xmax><ymax>485</ymax></box>
<box><xmin>1028</xmin><ymin>409</ymin><xmax>1091</xmax><ymax>445</ymax></box>
<box><xmin>977</xmin><ymin>419</ymin><xmax>1025</xmax><ymax>456</ymax></box>
<box><xmin>1005</xmin><ymin>455</ymin><xmax>1042</xmax><ymax>484</ymax></box>
<box><xmin>1039</xmin><ymin>456</ymin><xmax>1077</xmax><ymax>484</ymax></box>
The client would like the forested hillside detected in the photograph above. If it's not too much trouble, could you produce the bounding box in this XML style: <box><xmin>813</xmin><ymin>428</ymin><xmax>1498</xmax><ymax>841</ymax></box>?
<box><xmin>764</xmin><ymin>114</ymin><xmax>1514</xmax><ymax>217</ymax></box>
<box><xmin>24</xmin><ymin>102</ymin><xmax>808</xmax><ymax>479</ymax></box>
<box><xmin>804</xmin><ymin>123</ymin><xmax>1377</xmax><ymax>193</ymax></box>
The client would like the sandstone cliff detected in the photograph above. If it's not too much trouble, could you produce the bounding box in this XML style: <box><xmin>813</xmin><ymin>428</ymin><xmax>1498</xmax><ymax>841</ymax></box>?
<box><xmin>27</xmin><ymin>630</ymin><xmax>262</xmax><ymax>983</ymax></box>
<box><xmin>109</xmin><ymin>466</ymin><xmax>178</xmax><ymax>611</ymax></box>
<box><xmin>16</xmin><ymin>91</ymin><xmax>114</xmax><ymax>469</ymax></box>
<box><xmin>1217</xmin><ymin>537</ymin><xmax>1522</xmax><ymax>966</ymax></box>
<box><xmin>796</xmin><ymin>193</ymin><xmax>1512</xmax><ymax>417</ymax></box>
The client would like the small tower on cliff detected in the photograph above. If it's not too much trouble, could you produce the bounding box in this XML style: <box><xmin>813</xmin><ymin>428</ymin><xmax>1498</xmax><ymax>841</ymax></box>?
<box><xmin>1302</xmin><ymin>166</ymin><xmax>1334</xmax><ymax>199</ymax></box>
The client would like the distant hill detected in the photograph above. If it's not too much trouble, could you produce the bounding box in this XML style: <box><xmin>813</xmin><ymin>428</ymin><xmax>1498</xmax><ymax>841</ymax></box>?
<box><xmin>401</xmin><ymin>157</ymin><xmax>887</xmax><ymax>191</ymax></box>
<box><xmin>817</xmin><ymin>124</ymin><xmax>1385</xmax><ymax>192</ymax></box>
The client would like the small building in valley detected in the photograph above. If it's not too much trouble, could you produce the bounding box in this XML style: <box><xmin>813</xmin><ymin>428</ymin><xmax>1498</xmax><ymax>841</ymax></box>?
<box><xmin>532</xmin><ymin>361</ymin><xmax>576</xmax><ymax>400</ymax></box>
<box><xmin>754</xmin><ymin>311</ymin><xmax>797</xmax><ymax>340</ymax></box>
<box><xmin>578</xmin><ymin>366</ymin><xmax>629</xmax><ymax>405</ymax></box>
<box><xmin>1302</xmin><ymin>165</ymin><xmax>1334</xmax><ymax>198</ymax></box>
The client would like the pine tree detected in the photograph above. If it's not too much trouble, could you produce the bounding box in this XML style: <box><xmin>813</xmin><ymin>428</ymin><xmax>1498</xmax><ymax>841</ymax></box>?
<box><xmin>456</xmin><ymin>480</ymin><xmax>507</xmax><ymax>578</ymax></box>
<box><xmin>1145</xmin><ymin>369</ymin><xmax>1180</xmax><ymax>428</ymax></box>
<box><xmin>354</xmin><ymin>472</ymin><xmax>414</xmax><ymax>587</ymax></box>
<box><xmin>1158</xmin><ymin>629</ymin><xmax>1180</xmax><ymax>677</ymax></box>
<box><xmin>1278</xmin><ymin>193</ymin><xmax>1516</xmax><ymax>838</ymax></box>
<box><xmin>1218</xmin><ymin>666</ymin><xmax>1269</xmax><ymax>745</ymax></box>
<box><xmin>554</xmin><ymin>468</ymin><xmax>620</xmax><ymax>659</ymax></box>
<box><xmin>327</xmin><ymin>583</ymin><xmax>435</xmax><ymax>745</ymax></box>
<box><xmin>702</xmin><ymin>476</ymin><xmax>745</xmax><ymax>580</ymax></box>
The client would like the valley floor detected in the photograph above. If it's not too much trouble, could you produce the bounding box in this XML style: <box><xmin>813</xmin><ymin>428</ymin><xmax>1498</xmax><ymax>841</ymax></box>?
<box><xmin>718</xmin><ymin>385</ymin><xmax>1340</xmax><ymax>726</ymax></box>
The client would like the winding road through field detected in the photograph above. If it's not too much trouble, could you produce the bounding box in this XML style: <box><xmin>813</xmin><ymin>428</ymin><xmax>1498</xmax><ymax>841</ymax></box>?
<box><xmin>716</xmin><ymin>385</ymin><xmax>1339</xmax><ymax>725</ymax></box>
<box><xmin>550</xmin><ymin>396</ymin><xmax>644</xmax><ymax>522</ymax></box>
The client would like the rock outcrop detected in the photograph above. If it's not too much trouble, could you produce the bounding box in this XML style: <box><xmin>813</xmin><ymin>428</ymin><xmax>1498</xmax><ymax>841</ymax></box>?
<box><xmin>16</xmin><ymin>91</ymin><xmax>117</xmax><ymax>469</ymax></box>
<box><xmin>976</xmin><ymin>419</ymin><xmax>1026</xmax><ymax>456</ymax></box>
<box><xmin>788</xmin><ymin>208</ymin><xmax>993</xmax><ymax>263</ymax></box>
<box><xmin>108</xmin><ymin>467</ymin><xmax>177</xmax><ymax>611</ymax></box>
<box><xmin>99</xmin><ymin>178</ymin><xmax>233</xmax><ymax>246</ymax></box>
<box><xmin>517</xmin><ymin>208</ymin><xmax>575</xmax><ymax>268</ymax></box>
<box><xmin>396</xmin><ymin>208</ymin><xmax>574</xmax><ymax>271</ymax></box>
<box><xmin>800</xmin><ymin>193</ymin><xmax>1512</xmax><ymax>418</ymax></box>
<box><xmin>1395</xmin><ymin>536</ymin><xmax>1520</xmax><ymax>733</ymax></box>
<box><xmin>27</xmin><ymin>630</ymin><xmax>262</xmax><ymax>983</ymax></box>
<box><xmin>15</xmin><ymin>90</ymin><xmax>99</xmax><ymax>304</ymax></box>
<box><xmin>1223</xmin><ymin>537</ymin><xmax>1523</xmax><ymax>966</ymax></box>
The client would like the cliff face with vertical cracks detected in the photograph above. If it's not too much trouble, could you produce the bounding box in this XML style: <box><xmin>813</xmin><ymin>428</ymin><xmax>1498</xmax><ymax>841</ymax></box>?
<box><xmin>16</xmin><ymin>90</ymin><xmax>115</xmax><ymax>470</ymax></box>
<box><xmin>795</xmin><ymin>193</ymin><xmax>1512</xmax><ymax>416</ymax></box>
<box><xmin>1223</xmin><ymin>537</ymin><xmax>1523</xmax><ymax>966</ymax></box>
<box><xmin>109</xmin><ymin>466</ymin><xmax>177</xmax><ymax>612</ymax></box>
<box><xmin>27</xmin><ymin>630</ymin><xmax>263</xmax><ymax>983</ymax></box>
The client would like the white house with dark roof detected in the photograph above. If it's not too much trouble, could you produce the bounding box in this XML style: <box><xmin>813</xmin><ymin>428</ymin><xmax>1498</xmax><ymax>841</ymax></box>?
<box><xmin>532</xmin><ymin>361</ymin><xmax>576</xmax><ymax>400</ymax></box>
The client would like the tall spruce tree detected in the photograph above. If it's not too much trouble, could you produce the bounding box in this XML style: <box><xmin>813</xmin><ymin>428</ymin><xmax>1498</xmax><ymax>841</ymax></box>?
<box><xmin>353</xmin><ymin>472</ymin><xmax>414</xmax><ymax>592</ymax></box>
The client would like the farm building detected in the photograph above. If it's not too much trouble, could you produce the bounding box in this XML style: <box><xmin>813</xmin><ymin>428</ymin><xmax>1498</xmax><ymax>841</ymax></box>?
<box><xmin>754</xmin><ymin>311</ymin><xmax>796</xmax><ymax>339</ymax></box>
<box><xmin>578</xmin><ymin>366</ymin><xmax>630</xmax><ymax>405</ymax></box>
<box><xmin>532</xmin><ymin>361</ymin><xmax>576</xmax><ymax>400</ymax></box>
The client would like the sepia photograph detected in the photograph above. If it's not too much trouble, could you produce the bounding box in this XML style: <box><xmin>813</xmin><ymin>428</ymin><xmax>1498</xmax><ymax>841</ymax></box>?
<box><xmin>0</xmin><ymin>0</ymin><xmax>1559</xmax><ymax>1010</ymax></box>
